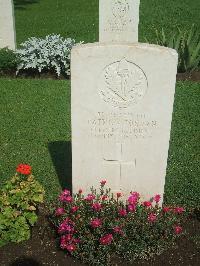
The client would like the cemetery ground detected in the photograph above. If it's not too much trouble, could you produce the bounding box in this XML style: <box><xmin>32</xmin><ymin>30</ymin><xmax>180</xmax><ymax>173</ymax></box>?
<box><xmin>0</xmin><ymin>79</ymin><xmax>200</xmax><ymax>265</ymax></box>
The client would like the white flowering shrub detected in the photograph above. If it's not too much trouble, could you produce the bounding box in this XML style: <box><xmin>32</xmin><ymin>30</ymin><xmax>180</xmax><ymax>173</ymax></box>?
<box><xmin>16</xmin><ymin>34</ymin><xmax>80</xmax><ymax>77</ymax></box>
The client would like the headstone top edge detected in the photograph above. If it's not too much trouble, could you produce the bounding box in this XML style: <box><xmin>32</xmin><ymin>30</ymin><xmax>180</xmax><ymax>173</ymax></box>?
<box><xmin>72</xmin><ymin>42</ymin><xmax>178</xmax><ymax>57</ymax></box>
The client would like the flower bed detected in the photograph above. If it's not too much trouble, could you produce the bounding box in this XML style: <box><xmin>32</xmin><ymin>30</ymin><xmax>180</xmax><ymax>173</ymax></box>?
<box><xmin>51</xmin><ymin>181</ymin><xmax>185</xmax><ymax>265</ymax></box>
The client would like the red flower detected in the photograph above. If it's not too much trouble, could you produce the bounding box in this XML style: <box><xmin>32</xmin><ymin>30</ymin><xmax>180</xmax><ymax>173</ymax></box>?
<box><xmin>118</xmin><ymin>208</ymin><xmax>127</xmax><ymax>217</ymax></box>
<box><xmin>16</xmin><ymin>164</ymin><xmax>32</xmax><ymax>175</ymax></box>
<box><xmin>55</xmin><ymin>207</ymin><xmax>65</xmax><ymax>216</ymax></box>
<box><xmin>101</xmin><ymin>195</ymin><xmax>108</xmax><ymax>201</ymax></box>
<box><xmin>117</xmin><ymin>192</ymin><xmax>122</xmax><ymax>198</ymax></box>
<box><xmin>153</xmin><ymin>194</ymin><xmax>161</xmax><ymax>203</ymax></box>
<box><xmin>143</xmin><ymin>201</ymin><xmax>152</xmax><ymax>207</ymax></box>
<box><xmin>90</xmin><ymin>218</ymin><xmax>102</xmax><ymax>228</ymax></box>
<box><xmin>174</xmin><ymin>225</ymin><xmax>183</xmax><ymax>234</ymax></box>
<box><xmin>113</xmin><ymin>226</ymin><xmax>123</xmax><ymax>234</ymax></box>
<box><xmin>163</xmin><ymin>206</ymin><xmax>171</xmax><ymax>213</ymax></box>
<box><xmin>174</xmin><ymin>207</ymin><xmax>185</xmax><ymax>214</ymax></box>
<box><xmin>92</xmin><ymin>203</ymin><xmax>102</xmax><ymax>211</ymax></box>
<box><xmin>100</xmin><ymin>234</ymin><xmax>113</xmax><ymax>245</ymax></box>
<box><xmin>78</xmin><ymin>188</ymin><xmax>83</xmax><ymax>194</ymax></box>
<box><xmin>148</xmin><ymin>213</ymin><xmax>157</xmax><ymax>222</ymax></box>
<box><xmin>100</xmin><ymin>180</ymin><xmax>106</xmax><ymax>186</ymax></box>
<box><xmin>71</xmin><ymin>206</ymin><xmax>79</xmax><ymax>213</ymax></box>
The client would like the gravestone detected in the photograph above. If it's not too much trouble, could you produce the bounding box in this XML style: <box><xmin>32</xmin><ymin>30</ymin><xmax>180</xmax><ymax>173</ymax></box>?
<box><xmin>99</xmin><ymin>0</ymin><xmax>140</xmax><ymax>43</ymax></box>
<box><xmin>71</xmin><ymin>2</ymin><xmax>178</xmax><ymax>203</ymax></box>
<box><xmin>0</xmin><ymin>0</ymin><xmax>16</xmax><ymax>50</ymax></box>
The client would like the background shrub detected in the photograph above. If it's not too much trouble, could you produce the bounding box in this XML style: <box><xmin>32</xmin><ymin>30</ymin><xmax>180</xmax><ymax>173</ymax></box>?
<box><xmin>16</xmin><ymin>34</ymin><xmax>81</xmax><ymax>77</ymax></box>
<box><xmin>147</xmin><ymin>25</ymin><xmax>200</xmax><ymax>73</ymax></box>
<box><xmin>0</xmin><ymin>48</ymin><xmax>18</xmax><ymax>73</ymax></box>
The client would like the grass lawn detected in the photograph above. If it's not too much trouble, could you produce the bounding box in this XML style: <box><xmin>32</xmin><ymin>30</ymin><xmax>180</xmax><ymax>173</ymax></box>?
<box><xmin>14</xmin><ymin>0</ymin><xmax>200</xmax><ymax>45</ymax></box>
<box><xmin>0</xmin><ymin>79</ymin><xmax>199</xmax><ymax>207</ymax></box>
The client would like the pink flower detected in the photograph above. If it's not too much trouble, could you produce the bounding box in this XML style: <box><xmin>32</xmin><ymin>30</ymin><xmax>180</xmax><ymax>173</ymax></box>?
<box><xmin>90</xmin><ymin>218</ymin><xmax>102</xmax><ymax>228</ymax></box>
<box><xmin>117</xmin><ymin>192</ymin><xmax>122</xmax><ymax>198</ymax></box>
<box><xmin>148</xmin><ymin>213</ymin><xmax>157</xmax><ymax>222</ymax></box>
<box><xmin>100</xmin><ymin>180</ymin><xmax>106</xmax><ymax>186</ymax></box>
<box><xmin>174</xmin><ymin>207</ymin><xmax>185</xmax><ymax>214</ymax></box>
<box><xmin>58</xmin><ymin>222</ymin><xmax>74</xmax><ymax>234</ymax></box>
<box><xmin>71</xmin><ymin>206</ymin><xmax>79</xmax><ymax>213</ymax></box>
<box><xmin>113</xmin><ymin>226</ymin><xmax>123</xmax><ymax>234</ymax></box>
<box><xmin>163</xmin><ymin>207</ymin><xmax>171</xmax><ymax>213</ymax></box>
<box><xmin>101</xmin><ymin>195</ymin><xmax>108</xmax><ymax>201</ymax></box>
<box><xmin>66</xmin><ymin>244</ymin><xmax>76</xmax><ymax>252</ymax></box>
<box><xmin>100</xmin><ymin>234</ymin><xmax>113</xmax><ymax>245</ymax></box>
<box><xmin>128</xmin><ymin>194</ymin><xmax>138</xmax><ymax>205</ymax></box>
<box><xmin>128</xmin><ymin>204</ymin><xmax>136</xmax><ymax>212</ymax></box>
<box><xmin>85</xmin><ymin>194</ymin><xmax>96</xmax><ymax>201</ymax></box>
<box><xmin>174</xmin><ymin>225</ymin><xmax>183</xmax><ymax>234</ymax></box>
<box><xmin>59</xmin><ymin>190</ymin><xmax>73</xmax><ymax>202</ymax></box>
<box><xmin>143</xmin><ymin>201</ymin><xmax>152</xmax><ymax>208</ymax></box>
<box><xmin>153</xmin><ymin>194</ymin><xmax>161</xmax><ymax>203</ymax></box>
<box><xmin>92</xmin><ymin>203</ymin><xmax>102</xmax><ymax>211</ymax></box>
<box><xmin>55</xmin><ymin>207</ymin><xmax>65</xmax><ymax>216</ymax></box>
<box><xmin>118</xmin><ymin>208</ymin><xmax>127</xmax><ymax>217</ymax></box>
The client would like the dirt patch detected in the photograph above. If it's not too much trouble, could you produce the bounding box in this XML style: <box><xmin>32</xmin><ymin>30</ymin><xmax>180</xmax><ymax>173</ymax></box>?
<box><xmin>0</xmin><ymin>206</ymin><xmax>199</xmax><ymax>266</ymax></box>
<box><xmin>176</xmin><ymin>71</ymin><xmax>200</xmax><ymax>82</ymax></box>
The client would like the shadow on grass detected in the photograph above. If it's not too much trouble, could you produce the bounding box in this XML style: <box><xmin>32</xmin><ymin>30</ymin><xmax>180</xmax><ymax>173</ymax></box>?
<box><xmin>10</xmin><ymin>256</ymin><xmax>41</xmax><ymax>266</ymax></box>
<box><xmin>14</xmin><ymin>0</ymin><xmax>40</xmax><ymax>10</ymax></box>
<box><xmin>48</xmin><ymin>141</ymin><xmax>72</xmax><ymax>191</ymax></box>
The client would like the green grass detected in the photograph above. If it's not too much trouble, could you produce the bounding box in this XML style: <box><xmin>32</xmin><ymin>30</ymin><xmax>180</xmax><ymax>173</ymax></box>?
<box><xmin>14</xmin><ymin>0</ymin><xmax>200</xmax><ymax>45</ymax></box>
<box><xmin>0</xmin><ymin>79</ymin><xmax>199</xmax><ymax>207</ymax></box>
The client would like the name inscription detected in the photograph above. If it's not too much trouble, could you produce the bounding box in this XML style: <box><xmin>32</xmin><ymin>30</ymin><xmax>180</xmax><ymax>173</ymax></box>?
<box><xmin>88</xmin><ymin>112</ymin><xmax>158</xmax><ymax>141</ymax></box>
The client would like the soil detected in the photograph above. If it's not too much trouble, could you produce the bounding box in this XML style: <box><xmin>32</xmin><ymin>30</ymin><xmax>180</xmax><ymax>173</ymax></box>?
<box><xmin>0</xmin><ymin>70</ymin><xmax>200</xmax><ymax>82</ymax></box>
<box><xmin>0</xmin><ymin>206</ymin><xmax>199</xmax><ymax>266</ymax></box>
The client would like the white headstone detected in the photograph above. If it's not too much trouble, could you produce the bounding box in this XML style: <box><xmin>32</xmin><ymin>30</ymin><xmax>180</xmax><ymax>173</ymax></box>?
<box><xmin>71</xmin><ymin>43</ymin><xmax>178</xmax><ymax>202</ymax></box>
<box><xmin>99</xmin><ymin>0</ymin><xmax>140</xmax><ymax>43</ymax></box>
<box><xmin>0</xmin><ymin>0</ymin><xmax>16</xmax><ymax>50</ymax></box>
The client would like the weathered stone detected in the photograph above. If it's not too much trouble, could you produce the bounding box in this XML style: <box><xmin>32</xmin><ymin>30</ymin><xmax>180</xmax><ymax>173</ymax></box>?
<box><xmin>99</xmin><ymin>0</ymin><xmax>140</xmax><ymax>43</ymax></box>
<box><xmin>71</xmin><ymin>43</ymin><xmax>178</xmax><ymax>202</ymax></box>
<box><xmin>0</xmin><ymin>0</ymin><xmax>16</xmax><ymax>50</ymax></box>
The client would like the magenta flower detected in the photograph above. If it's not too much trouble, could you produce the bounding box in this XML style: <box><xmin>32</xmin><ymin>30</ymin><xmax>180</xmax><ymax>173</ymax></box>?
<box><xmin>100</xmin><ymin>234</ymin><xmax>113</xmax><ymax>245</ymax></box>
<box><xmin>153</xmin><ymin>194</ymin><xmax>161</xmax><ymax>203</ymax></box>
<box><xmin>66</xmin><ymin>243</ymin><xmax>76</xmax><ymax>252</ymax></box>
<box><xmin>113</xmin><ymin>226</ymin><xmax>123</xmax><ymax>234</ymax></box>
<box><xmin>85</xmin><ymin>194</ymin><xmax>96</xmax><ymax>201</ymax></box>
<box><xmin>92</xmin><ymin>203</ymin><xmax>102</xmax><ymax>211</ymax></box>
<box><xmin>118</xmin><ymin>208</ymin><xmax>127</xmax><ymax>217</ymax></box>
<box><xmin>128</xmin><ymin>204</ymin><xmax>136</xmax><ymax>212</ymax></box>
<box><xmin>128</xmin><ymin>194</ymin><xmax>138</xmax><ymax>205</ymax></box>
<box><xmin>174</xmin><ymin>225</ymin><xmax>183</xmax><ymax>234</ymax></box>
<box><xmin>55</xmin><ymin>207</ymin><xmax>65</xmax><ymax>216</ymax></box>
<box><xmin>143</xmin><ymin>201</ymin><xmax>152</xmax><ymax>207</ymax></box>
<box><xmin>58</xmin><ymin>222</ymin><xmax>74</xmax><ymax>234</ymax></box>
<box><xmin>71</xmin><ymin>206</ymin><xmax>79</xmax><ymax>213</ymax></box>
<box><xmin>174</xmin><ymin>207</ymin><xmax>185</xmax><ymax>214</ymax></box>
<box><xmin>101</xmin><ymin>195</ymin><xmax>108</xmax><ymax>201</ymax></box>
<box><xmin>90</xmin><ymin>218</ymin><xmax>102</xmax><ymax>228</ymax></box>
<box><xmin>148</xmin><ymin>213</ymin><xmax>157</xmax><ymax>222</ymax></box>
<box><xmin>100</xmin><ymin>180</ymin><xmax>106</xmax><ymax>186</ymax></box>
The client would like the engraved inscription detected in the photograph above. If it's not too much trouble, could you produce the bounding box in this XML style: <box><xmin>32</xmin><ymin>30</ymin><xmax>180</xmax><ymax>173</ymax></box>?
<box><xmin>99</xmin><ymin>58</ymin><xmax>148</xmax><ymax>108</ymax></box>
<box><xmin>88</xmin><ymin>112</ymin><xmax>158</xmax><ymax>141</ymax></box>
<box><xmin>104</xmin><ymin>0</ymin><xmax>133</xmax><ymax>33</ymax></box>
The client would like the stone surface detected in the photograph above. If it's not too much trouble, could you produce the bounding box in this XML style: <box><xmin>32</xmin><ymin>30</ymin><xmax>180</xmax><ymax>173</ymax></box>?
<box><xmin>0</xmin><ymin>0</ymin><xmax>16</xmax><ymax>50</ymax></box>
<box><xmin>71</xmin><ymin>43</ymin><xmax>178</xmax><ymax>202</ymax></box>
<box><xmin>99</xmin><ymin>0</ymin><xmax>140</xmax><ymax>43</ymax></box>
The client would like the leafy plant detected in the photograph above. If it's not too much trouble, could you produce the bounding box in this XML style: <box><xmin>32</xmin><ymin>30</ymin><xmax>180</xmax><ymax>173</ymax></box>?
<box><xmin>147</xmin><ymin>25</ymin><xmax>200</xmax><ymax>73</ymax></box>
<box><xmin>0</xmin><ymin>164</ymin><xmax>45</xmax><ymax>247</ymax></box>
<box><xmin>51</xmin><ymin>181</ymin><xmax>185</xmax><ymax>266</ymax></box>
<box><xmin>0</xmin><ymin>48</ymin><xmax>18</xmax><ymax>73</ymax></box>
<box><xmin>16</xmin><ymin>34</ymin><xmax>81</xmax><ymax>77</ymax></box>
